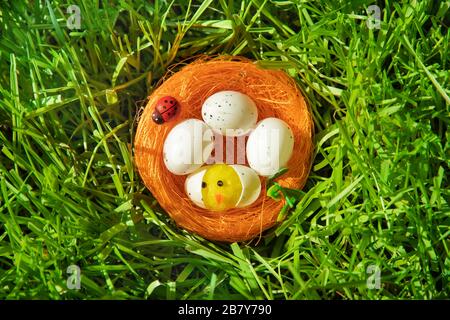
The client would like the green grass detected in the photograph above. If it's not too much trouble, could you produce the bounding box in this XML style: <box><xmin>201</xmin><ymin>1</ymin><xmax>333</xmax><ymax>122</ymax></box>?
<box><xmin>0</xmin><ymin>0</ymin><xmax>449</xmax><ymax>300</ymax></box>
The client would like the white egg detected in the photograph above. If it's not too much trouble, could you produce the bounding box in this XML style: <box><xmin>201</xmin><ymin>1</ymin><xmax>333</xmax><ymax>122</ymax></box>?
<box><xmin>230</xmin><ymin>165</ymin><xmax>261</xmax><ymax>208</ymax></box>
<box><xmin>246</xmin><ymin>117</ymin><xmax>294</xmax><ymax>176</ymax></box>
<box><xmin>184</xmin><ymin>167</ymin><xmax>207</xmax><ymax>208</ymax></box>
<box><xmin>163</xmin><ymin>119</ymin><xmax>214</xmax><ymax>175</ymax></box>
<box><xmin>201</xmin><ymin>91</ymin><xmax>258</xmax><ymax>136</ymax></box>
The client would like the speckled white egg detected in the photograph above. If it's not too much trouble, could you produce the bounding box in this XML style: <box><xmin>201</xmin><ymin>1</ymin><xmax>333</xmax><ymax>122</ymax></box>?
<box><xmin>184</xmin><ymin>167</ymin><xmax>207</xmax><ymax>208</ymax></box>
<box><xmin>163</xmin><ymin>119</ymin><xmax>214</xmax><ymax>175</ymax></box>
<box><xmin>201</xmin><ymin>91</ymin><xmax>258</xmax><ymax>136</ymax></box>
<box><xmin>246</xmin><ymin>118</ymin><xmax>294</xmax><ymax>176</ymax></box>
<box><xmin>230</xmin><ymin>165</ymin><xmax>261</xmax><ymax>207</ymax></box>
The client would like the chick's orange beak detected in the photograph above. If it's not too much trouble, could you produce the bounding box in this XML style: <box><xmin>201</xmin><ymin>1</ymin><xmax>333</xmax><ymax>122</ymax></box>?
<box><xmin>215</xmin><ymin>193</ymin><xmax>223</xmax><ymax>204</ymax></box>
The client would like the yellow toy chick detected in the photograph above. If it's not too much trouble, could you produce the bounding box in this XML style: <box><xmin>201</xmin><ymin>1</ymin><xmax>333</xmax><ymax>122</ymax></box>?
<box><xmin>201</xmin><ymin>164</ymin><xmax>242</xmax><ymax>211</ymax></box>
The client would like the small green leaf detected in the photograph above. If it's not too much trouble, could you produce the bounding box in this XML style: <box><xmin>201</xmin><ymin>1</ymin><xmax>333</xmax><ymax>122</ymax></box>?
<box><xmin>267</xmin><ymin>183</ymin><xmax>282</xmax><ymax>201</ymax></box>
<box><xmin>267</xmin><ymin>167</ymin><xmax>289</xmax><ymax>187</ymax></box>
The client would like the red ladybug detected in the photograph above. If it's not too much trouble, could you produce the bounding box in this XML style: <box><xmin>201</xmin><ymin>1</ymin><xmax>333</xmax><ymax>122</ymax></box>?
<box><xmin>152</xmin><ymin>96</ymin><xmax>179</xmax><ymax>124</ymax></box>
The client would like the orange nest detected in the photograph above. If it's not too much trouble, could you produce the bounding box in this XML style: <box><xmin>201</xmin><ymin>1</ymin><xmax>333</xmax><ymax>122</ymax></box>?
<box><xmin>134</xmin><ymin>56</ymin><xmax>313</xmax><ymax>242</ymax></box>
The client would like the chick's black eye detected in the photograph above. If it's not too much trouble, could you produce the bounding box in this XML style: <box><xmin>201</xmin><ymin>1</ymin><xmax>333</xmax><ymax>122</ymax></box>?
<box><xmin>202</xmin><ymin>182</ymin><xmax>207</xmax><ymax>188</ymax></box>
<box><xmin>217</xmin><ymin>180</ymin><xmax>223</xmax><ymax>187</ymax></box>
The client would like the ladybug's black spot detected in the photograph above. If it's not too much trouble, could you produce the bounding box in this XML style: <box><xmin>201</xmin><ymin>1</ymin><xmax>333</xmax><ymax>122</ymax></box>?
<box><xmin>164</xmin><ymin>100</ymin><xmax>168</xmax><ymax>103</ymax></box>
